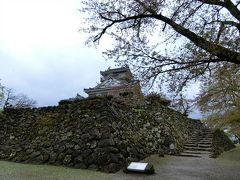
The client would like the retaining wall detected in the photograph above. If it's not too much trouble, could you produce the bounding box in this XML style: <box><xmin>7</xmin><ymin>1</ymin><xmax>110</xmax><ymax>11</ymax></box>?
<box><xmin>0</xmin><ymin>97</ymin><xmax>200</xmax><ymax>172</ymax></box>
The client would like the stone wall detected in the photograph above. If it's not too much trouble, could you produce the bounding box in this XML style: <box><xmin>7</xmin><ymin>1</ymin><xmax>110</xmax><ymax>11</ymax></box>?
<box><xmin>211</xmin><ymin>129</ymin><xmax>235</xmax><ymax>158</ymax></box>
<box><xmin>0</xmin><ymin>97</ymin><xmax>200</xmax><ymax>172</ymax></box>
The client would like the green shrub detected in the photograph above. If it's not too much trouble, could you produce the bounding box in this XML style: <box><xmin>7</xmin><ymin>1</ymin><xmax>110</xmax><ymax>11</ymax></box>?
<box><xmin>145</xmin><ymin>92</ymin><xmax>171</xmax><ymax>106</ymax></box>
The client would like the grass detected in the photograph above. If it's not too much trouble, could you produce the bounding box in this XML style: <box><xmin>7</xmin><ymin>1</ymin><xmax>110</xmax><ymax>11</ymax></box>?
<box><xmin>0</xmin><ymin>161</ymin><xmax>108</xmax><ymax>180</ymax></box>
<box><xmin>0</xmin><ymin>146</ymin><xmax>239</xmax><ymax>180</ymax></box>
<box><xmin>0</xmin><ymin>155</ymin><xmax>169</xmax><ymax>180</ymax></box>
<box><xmin>217</xmin><ymin>144</ymin><xmax>240</xmax><ymax>165</ymax></box>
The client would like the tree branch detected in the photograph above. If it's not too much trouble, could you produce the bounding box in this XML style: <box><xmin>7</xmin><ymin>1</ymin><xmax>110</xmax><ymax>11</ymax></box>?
<box><xmin>96</xmin><ymin>13</ymin><xmax>240</xmax><ymax>64</ymax></box>
<box><xmin>209</xmin><ymin>20</ymin><xmax>240</xmax><ymax>31</ymax></box>
<box><xmin>198</xmin><ymin>0</ymin><xmax>240</xmax><ymax>21</ymax></box>
<box><xmin>152</xmin><ymin>14</ymin><xmax>240</xmax><ymax>64</ymax></box>
<box><xmin>224</xmin><ymin>0</ymin><xmax>240</xmax><ymax>21</ymax></box>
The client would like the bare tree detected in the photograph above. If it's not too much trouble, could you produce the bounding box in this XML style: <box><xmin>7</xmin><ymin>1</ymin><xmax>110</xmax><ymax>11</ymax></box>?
<box><xmin>171</xmin><ymin>93</ymin><xmax>194</xmax><ymax>117</ymax></box>
<box><xmin>81</xmin><ymin>0</ymin><xmax>240</xmax><ymax>93</ymax></box>
<box><xmin>1</xmin><ymin>88</ymin><xmax>36</xmax><ymax>109</ymax></box>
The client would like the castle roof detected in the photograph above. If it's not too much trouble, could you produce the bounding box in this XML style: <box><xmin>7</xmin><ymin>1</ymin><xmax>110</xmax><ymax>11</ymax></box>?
<box><xmin>100</xmin><ymin>66</ymin><xmax>132</xmax><ymax>77</ymax></box>
<box><xmin>84</xmin><ymin>66</ymin><xmax>139</xmax><ymax>96</ymax></box>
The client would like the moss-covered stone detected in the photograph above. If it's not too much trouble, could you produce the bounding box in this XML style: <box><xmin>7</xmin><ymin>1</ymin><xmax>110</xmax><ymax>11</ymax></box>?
<box><xmin>211</xmin><ymin>129</ymin><xmax>235</xmax><ymax>158</ymax></box>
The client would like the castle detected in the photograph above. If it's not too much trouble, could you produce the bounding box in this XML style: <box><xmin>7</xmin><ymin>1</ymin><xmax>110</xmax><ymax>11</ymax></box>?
<box><xmin>84</xmin><ymin>67</ymin><xmax>143</xmax><ymax>99</ymax></box>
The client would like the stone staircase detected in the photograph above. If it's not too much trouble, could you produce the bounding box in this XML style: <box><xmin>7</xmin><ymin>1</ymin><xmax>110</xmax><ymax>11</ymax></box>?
<box><xmin>179</xmin><ymin>128</ymin><xmax>213</xmax><ymax>158</ymax></box>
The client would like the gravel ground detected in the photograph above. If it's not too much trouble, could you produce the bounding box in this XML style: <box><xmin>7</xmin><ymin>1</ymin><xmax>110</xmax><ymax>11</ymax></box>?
<box><xmin>0</xmin><ymin>145</ymin><xmax>239</xmax><ymax>180</ymax></box>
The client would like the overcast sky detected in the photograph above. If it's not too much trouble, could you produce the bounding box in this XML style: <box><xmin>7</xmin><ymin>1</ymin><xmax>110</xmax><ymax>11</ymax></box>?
<box><xmin>0</xmin><ymin>0</ymin><xmax>116</xmax><ymax>105</ymax></box>
<box><xmin>0</xmin><ymin>0</ymin><xmax>201</xmax><ymax>118</ymax></box>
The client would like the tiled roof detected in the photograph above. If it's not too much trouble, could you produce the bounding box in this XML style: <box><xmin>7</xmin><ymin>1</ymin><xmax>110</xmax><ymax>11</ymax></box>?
<box><xmin>100</xmin><ymin>66</ymin><xmax>130</xmax><ymax>76</ymax></box>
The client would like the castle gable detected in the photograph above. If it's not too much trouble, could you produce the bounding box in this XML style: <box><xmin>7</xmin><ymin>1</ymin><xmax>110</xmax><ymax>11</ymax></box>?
<box><xmin>96</xmin><ymin>77</ymin><xmax>123</xmax><ymax>88</ymax></box>
<box><xmin>84</xmin><ymin>67</ymin><xmax>143</xmax><ymax>99</ymax></box>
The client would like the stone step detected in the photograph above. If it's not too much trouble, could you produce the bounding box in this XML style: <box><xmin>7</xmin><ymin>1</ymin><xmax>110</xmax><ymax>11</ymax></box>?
<box><xmin>180</xmin><ymin>128</ymin><xmax>214</xmax><ymax>158</ymax></box>
<box><xmin>184</xmin><ymin>146</ymin><xmax>198</xmax><ymax>149</ymax></box>
<box><xmin>198</xmin><ymin>143</ymin><xmax>212</xmax><ymax>146</ymax></box>
<box><xmin>198</xmin><ymin>144</ymin><xmax>212</xmax><ymax>146</ymax></box>
<box><xmin>185</xmin><ymin>143</ymin><xmax>212</xmax><ymax>148</ymax></box>
<box><xmin>187</xmin><ymin>142</ymin><xmax>199</xmax><ymax>145</ymax></box>
<box><xmin>184</xmin><ymin>144</ymin><xmax>211</xmax><ymax>149</ymax></box>
<box><xmin>194</xmin><ymin>135</ymin><xmax>213</xmax><ymax>137</ymax></box>
<box><xmin>188</xmin><ymin>139</ymin><xmax>212</xmax><ymax>142</ymax></box>
<box><xmin>198</xmin><ymin>138</ymin><xmax>212</xmax><ymax>140</ymax></box>
<box><xmin>190</xmin><ymin>138</ymin><xmax>212</xmax><ymax>141</ymax></box>
<box><xmin>182</xmin><ymin>150</ymin><xmax>211</xmax><ymax>155</ymax></box>
<box><xmin>200</xmin><ymin>132</ymin><xmax>213</xmax><ymax>134</ymax></box>
<box><xmin>187</xmin><ymin>140</ymin><xmax>211</xmax><ymax>143</ymax></box>
<box><xmin>191</xmin><ymin>137</ymin><xmax>213</xmax><ymax>140</ymax></box>
<box><xmin>184</xmin><ymin>143</ymin><xmax>198</xmax><ymax>147</ymax></box>
<box><xmin>201</xmin><ymin>136</ymin><xmax>213</xmax><ymax>138</ymax></box>
<box><xmin>189</xmin><ymin>138</ymin><xmax>199</xmax><ymax>140</ymax></box>
<box><xmin>201</xmin><ymin>134</ymin><xmax>213</xmax><ymax>136</ymax></box>
<box><xmin>198</xmin><ymin>141</ymin><xmax>212</xmax><ymax>143</ymax></box>
<box><xmin>184</xmin><ymin>146</ymin><xmax>212</xmax><ymax>151</ymax></box>
<box><xmin>192</xmin><ymin>134</ymin><xmax>213</xmax><ymax>137</ymax></box>
<box><xmin>201</xmin><ymin>129</ymin><xmax>213</xmax><ymax>131</ymax></box>
<box><xmin>201</xmin><ymin>132</ymin><xmax>213</xmax><ymax>134</ymax></box>
<box><xmin>188</xmin><ymin>138</ymin><xmax>212</xmax><ymax>141</ymax></box>
<box><xmin>182</xmin><ymin>151</ymin><xmax>202</xmax><ymax>154</ymax></box>
<box><xmin>199</xmin><ymin>140</ymin><xmax>212</xmax><ymax>143</ymax></box>
<box><xmin>187</xmin><ymin>141</ymin><xmax>199</xmax><ymax>144</ymax></box>
<box><xmin>196</xmin><ymin>131</ymin><xmax>213</xmax><ymax>134</ymax></box>
<box><xmin>201</xmin><ymin>131</ymin><xmax>213</xmax><ymax>133</ymax></box>
<box><xmin>199</xmin><ymin>134</ymin><xmax>213</xmax><ymax>136</ymax></box>
<box><xmin>184</xmin><ymin>145</ymin><xmax>196</xmax><ymax>149</ymax></box>
<box><xmin>200</xmin><ymin>129</ymin><xmax>213</xmax><ymax>132</ymax></box>
<box><xmin>179</xmin><ymin>153</ymin><xmax>202</xmax><ymax>158</ymax></box>
<box><xmin>200</xmin><ymin>138</ymin><xmax>212</xmax><ymax>141</ymax></box>
<box><xmin>198</xmin><ymin>144</ymin><xmax>211</xmax><ymax>148</ymax></box>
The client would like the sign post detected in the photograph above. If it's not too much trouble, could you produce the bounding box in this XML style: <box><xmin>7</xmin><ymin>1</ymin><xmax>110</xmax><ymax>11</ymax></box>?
<box><xmin>124</xmin><ymin>162</ymin><xmax>155</xmax><ymax>174</ymax></box>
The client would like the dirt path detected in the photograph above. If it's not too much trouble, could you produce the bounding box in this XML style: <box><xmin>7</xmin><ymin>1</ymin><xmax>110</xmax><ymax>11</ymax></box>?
<box><xmin>0</xmin><ymin>146</ymin><xmax>240</xmax><ymax>180</ymax></box>
<box><xmin>111</xmin><ymin>153</ymin><xmax>240</xmax><ymax>180</ymax></box>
